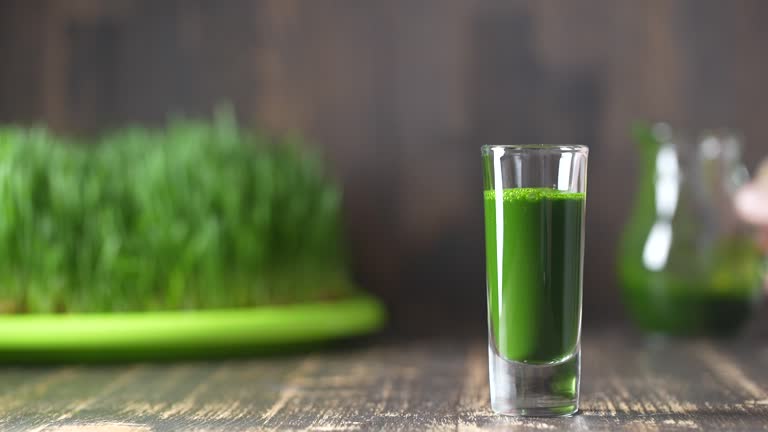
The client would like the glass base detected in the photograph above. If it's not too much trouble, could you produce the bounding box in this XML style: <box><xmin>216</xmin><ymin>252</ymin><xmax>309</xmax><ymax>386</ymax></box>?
<box><xmin>488</xmin><ymin>345</ymin><xmax>580</xmax><ymax>417</ymax></box>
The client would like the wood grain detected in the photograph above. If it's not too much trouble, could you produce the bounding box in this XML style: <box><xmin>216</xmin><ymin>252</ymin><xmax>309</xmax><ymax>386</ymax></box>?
<box><xmin>0</xmin><ymin>330</ymin><xmax>766</xmax><ymax>431</ymax></box>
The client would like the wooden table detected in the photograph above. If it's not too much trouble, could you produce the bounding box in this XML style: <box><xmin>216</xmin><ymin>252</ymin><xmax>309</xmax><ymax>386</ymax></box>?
<box><xmin>0</xmin><ymin>328</ymin><xmax>766</xmax><ymax>431</ymax></box>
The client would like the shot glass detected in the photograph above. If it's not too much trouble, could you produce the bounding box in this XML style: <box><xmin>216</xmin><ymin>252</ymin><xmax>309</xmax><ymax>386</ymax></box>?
<box><xmin>481</xmin><ymin>145</ymin><xmax>588</xmax><ymax>416</ymax></box>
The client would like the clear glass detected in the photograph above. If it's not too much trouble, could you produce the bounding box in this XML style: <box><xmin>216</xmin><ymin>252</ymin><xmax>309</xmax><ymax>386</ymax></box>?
<box><xmin>619</xmin><ymin>124</ymin><xmax>764</xmax><ymax>336</ymax></box>
<box><xmin>481</xmin><ymin>144</ymin><xmax>588</xmax><ymax>416</ymax></box>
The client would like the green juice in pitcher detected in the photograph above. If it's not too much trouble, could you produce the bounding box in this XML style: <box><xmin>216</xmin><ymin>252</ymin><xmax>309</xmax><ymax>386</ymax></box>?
<box><xmin>484</xmin><ymin>188</ymin><xmax>584</xmax><ymax>363</ymax></box>
<box><xmin>620</xmin><ymin>236</ymin><xmax>763</xmax><ymax>335</ymax></box>
<box><xmin>619</xmin><ymin>124</ymin><xmax>764</xmax><ymax>336</ymax></box>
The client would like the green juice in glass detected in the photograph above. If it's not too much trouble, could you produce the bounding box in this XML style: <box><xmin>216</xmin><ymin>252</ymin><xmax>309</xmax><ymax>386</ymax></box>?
<box><xmin>484</xmin><ymin>188</ymin><xmax>585</xmax><ymax>363</ymax></box>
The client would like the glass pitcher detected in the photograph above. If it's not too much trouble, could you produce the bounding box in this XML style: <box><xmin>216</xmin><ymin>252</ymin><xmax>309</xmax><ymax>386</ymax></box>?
<box><xmin>618</xmin><ymin>124</ymin><xmax>764</xmax><ymax>336</ymax></box>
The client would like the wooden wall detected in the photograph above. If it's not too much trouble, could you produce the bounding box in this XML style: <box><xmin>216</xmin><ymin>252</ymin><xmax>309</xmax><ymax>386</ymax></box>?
<box><xmin>2</xmin><ymin>0</ymin><xmax>767</xmax><ymax>334</ymax></box>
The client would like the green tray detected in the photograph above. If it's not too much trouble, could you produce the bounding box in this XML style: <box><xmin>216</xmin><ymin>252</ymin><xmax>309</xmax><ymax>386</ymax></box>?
<box><xmin>0</xmin><ymin>295</ymin><xmax>385</xmax><ymax>363</ymax></box>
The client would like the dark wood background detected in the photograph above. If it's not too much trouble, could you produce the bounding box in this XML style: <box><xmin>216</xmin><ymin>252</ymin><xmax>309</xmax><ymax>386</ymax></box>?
<box><xmin>1</xmin><ymin>0</ymin><xmax>767</xmax><ymax>335</ymax></box>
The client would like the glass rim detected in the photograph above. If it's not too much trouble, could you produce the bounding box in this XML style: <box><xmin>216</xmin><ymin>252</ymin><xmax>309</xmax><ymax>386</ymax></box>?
<box><xmin>481</xmin><ymin>144</ymin><xmax>588</xmax><ymax>153</ymax></box>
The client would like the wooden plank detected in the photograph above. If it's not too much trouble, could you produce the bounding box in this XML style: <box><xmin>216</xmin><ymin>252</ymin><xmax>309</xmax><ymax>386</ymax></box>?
<box><xmin>0</xmin><ymin>331</ymin><xmax>766</xmax><ymax>431</ymax></box>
